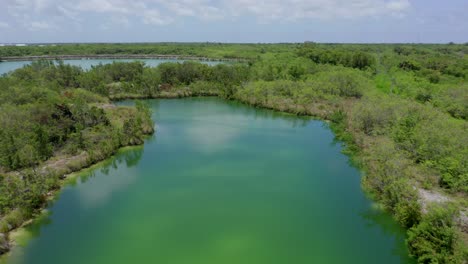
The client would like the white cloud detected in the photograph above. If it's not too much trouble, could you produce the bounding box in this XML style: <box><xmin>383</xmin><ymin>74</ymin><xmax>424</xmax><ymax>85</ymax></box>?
<box><xmin>199</xmin><ymin>6</ymin><xmax>224</xmax><ymax>20</ymax></box>
<box><xmin>143</xmin><ymin>9</ymin><xmax>174</xmax><ymax>25</ymax></box>
<box><xmin>386</xmin><ymin>0</ymin><xmax>410</xmax><ymax>12</ymax></box>
<box><xmin>76</xmin><ymin>0</ymin><xmax>134</xmax><ymax>13</ymax></box>
<box><xmin>2</xmin><ymin>0</ymin><xmax>413</xmax><ymax>31</ymax></box>
<box><xmin>29</xmin><ymin>21</ymin><xmax>56</xmax><ymax>30</ymax></box>
<box><xmin>226</xmin><ymin>0</ymin><xmax>411</xmax><ymax>21</ymax></box>
<box><xmin>0</xmin><ymin>22</ymin><xmax>9</xmax><ymax>29</ymax></box>
<box><xmin>76</xmin><ymin>165</ymin><xmax>138</xmax><ymax>209</ymax></box>
<box><xmin>57</xmin><ymin>5</ymin><xmax>80</xmax><ymax>21</ymax></box>
<box><xmin>100</xmin><ymin>16</ymin><xmax>131</xmax><ymax>30</ymax></box>
<box><xmin>164</xmin><ymin>2</ymin><xmax>196</xmax><ymax>16</ymax></box>
<box><xmin>158</xmin><ymin>0</ymin><xmax>225</xmax><ymax>21</ymax></box>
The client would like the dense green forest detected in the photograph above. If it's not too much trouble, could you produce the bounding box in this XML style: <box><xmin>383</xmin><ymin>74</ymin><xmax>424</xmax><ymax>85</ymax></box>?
<box><xmin>0</xmin><ymin>43</ymin><xmax>467</xmax><ymax>263</ymax></box>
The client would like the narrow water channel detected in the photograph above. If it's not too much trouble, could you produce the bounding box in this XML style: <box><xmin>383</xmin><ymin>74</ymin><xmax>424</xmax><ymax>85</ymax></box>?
<box><xmin>6</xmin><ymin>98</ymin><xmax>414</xmax><ymax>264</ymax></box>
<box><xmin>0</xmin><ymin>59</ymin><xmax>219</xmax><ymax>75</ymax></box>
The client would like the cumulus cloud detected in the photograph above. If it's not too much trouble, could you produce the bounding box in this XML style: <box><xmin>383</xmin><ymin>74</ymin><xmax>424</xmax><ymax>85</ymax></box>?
<box><xmin>143</xmin><ymin>9</ymin><xmax>174</xmax><ymax>25</ymax></box>
<box><xmin>100</xmin><ymin>16</ymin><xmax>131</xmax><ymax>30</ymax></box>
<box><xmin>227</xmin><ymin>0</ymin><xmax>411</xmax><ymax>21</ymax></box>
<box><xmin>75</xmin><ymin>0</ymin><xmax>141</xmax><ymax>13</ymax></box>
<box><xmin>158</xmin><ymin>0</ymin><xmax>225</xmax><ymax>20</ymax></box>
<box><xmin>29</xmin><ymin>21</ymin><xmax>57</xmax><ymax>31</ymax></box>
<box><xmin>386</xmin><ymin>0</ymin><xmax>410</xmax><ymax>12</ymax></box>
<box><xmin>1</xmin><ymin>0</ymin><xmax>413</xmax><ymax>30</ymax></box>
<box><xmin>0</xmin><ymin>22</ymin><xmax>9</xmax><ymax>29</ymax></box>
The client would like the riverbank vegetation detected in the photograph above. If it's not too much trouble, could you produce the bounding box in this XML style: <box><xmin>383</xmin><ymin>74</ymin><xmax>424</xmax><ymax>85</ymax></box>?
<box><xmin>0</xmin><ymin>61</ymin><xmax>154</xmax><ymax>255</ymax></box>
<box><xmin>0</xmin><ymin>43</ymin><xmax>467</xmax><ymax>262</ymax></box>
<box><xmin>0</xmin><ymin>43</ymin><xmax>291</xmax><ymax>60</ymax></box>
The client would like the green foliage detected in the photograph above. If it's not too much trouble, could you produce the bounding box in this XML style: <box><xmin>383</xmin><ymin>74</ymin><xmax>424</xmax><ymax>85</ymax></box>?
<box><xmin>0</xmin><ymin>170</ymin><xmax>59</xmax><ymax>216</ymax></box>
<box><xmin>432</xmin><ymin>86</ymin><xmax>468</xmax><ymax>120</ymax></box>
<box><xmin>121</xmin><ymin>101</ymin><xmax>154</xmax><ymax>145</ymax></box>
<box><xmin>352</xmin><ymin>97</ymin><xmax>399</xmax><ymax>135</ymax></box>
<box><xmin>399</xmin><ymin>60</ymin><xmax>421</xmax><ymax>71</ymax></box>
<box><xmin>0</xmin><ymin>43</ymin><xmax>466</xmax><ymax>260</ymax></box>
<box><xmin>11</xmin><ymin>60</ymin><xmax>82</xmax><ymax>88</ymax></box>
<box><xmin>351</xmin><ymin>95</ymin><xmax>468</xmax><ymax>192</ymax></box>
<box><xmin>312</xmin><ymin>67</ymin><xmax>371</xmax><ymax>98</ymax></box>
<box><xmin>394</xmin><ymin>46</ymin><xmax>412</xmax><ymax>56</ymax></box>
<box><xmin>123</xmin><ymin>118</ymin><xmax>143</xmax><ymax>145</ymax></box>
<box><xmin>297</xmin><ymin>43</ymin><xmax>375</xmax><ymax>70</ymax></box>
<box><xmin>137</xmin><ymin>67</ymin><xmax>161</xmax><ymax>96</ymax></box>
<box><xmin>407</xmin><ymin>206</ymin><xmax>464</xmax><ymax>263</ymax></box>
<box><xmin>0</xmin><ymin>61</ymin><xmax>155</xmax><ymax>221</ymax></box>
<box><xmin>0</xmin><ymin>208</ymin><xmax>28</xmax><ymax>232</ymax></box>
<box><xmin>0</xmin><ymin>43</ymin><xmax>295</xmax><ymax>60</ymax></box>
<box><xmin>188</xmin><ymin>80</ymin><xmax>223</xmax><ymax>95</ymax></box>
<box><xmin>235</xmin><ymin>67</ymin><xmax>371</xmax><ymax>112</ymax></box>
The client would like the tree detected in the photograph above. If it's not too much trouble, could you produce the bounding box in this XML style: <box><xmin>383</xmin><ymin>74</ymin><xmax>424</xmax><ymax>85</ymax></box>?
<box><xmin>407</xmin><ymin>206</ymin><xmax>463</xmax><ymax>263</ymax></box>
<box><xmin>34</xmin><ymin>125</ymin><xmax>52</xmax><ymax>161</ymax></box>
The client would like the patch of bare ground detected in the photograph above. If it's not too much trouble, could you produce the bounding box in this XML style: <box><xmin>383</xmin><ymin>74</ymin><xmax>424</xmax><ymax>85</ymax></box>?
<box><xmin>418</xmin><ymin>188</ymin><xmax>468</xmax><ymax>240</ymax></box>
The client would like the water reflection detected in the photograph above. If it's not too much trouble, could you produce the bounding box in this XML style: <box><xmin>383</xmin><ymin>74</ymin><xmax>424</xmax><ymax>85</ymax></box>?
<box><xmin>360</xmin><ymin>206</ymin><xmax>416</xmax><ymax>264</ymax></box>
<box><xmin>6</xmin><ymin>98</ymin><xmax>414</xmax><ymax>264</ymax></box>
<box><xmin>76</xmin><ymin>147</ymin><xmax>144</xmax><ymax>208</ymax></box>
<box><xmin>0</xmin><ymin>59</ymin><xmax>221</xmax><ymax>75</ymax></box>
<box><xmin>77</xmin><ymin>146</ymin><xmax>143</xmax><ymax>181</ymax></box>
<box><xmin>162</xmin><ymin>98</ymin><xmax>311</xmax><ymax>154</ymax></box>
<box><xmin>30</xmin><ymin>146</ymin><xmax>144</xmax><ymax>229</ymax></box>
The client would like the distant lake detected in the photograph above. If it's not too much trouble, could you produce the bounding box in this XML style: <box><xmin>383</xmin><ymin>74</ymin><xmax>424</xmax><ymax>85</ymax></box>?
<box><xmin>0</xmin><ymin>59</ymin><xmax>221</xmax><ymax>75</ymax></box>
<box><xmin>5</xmin><ymin>98</ymin><xmax>414</xmax><ymax>264</ymax></box>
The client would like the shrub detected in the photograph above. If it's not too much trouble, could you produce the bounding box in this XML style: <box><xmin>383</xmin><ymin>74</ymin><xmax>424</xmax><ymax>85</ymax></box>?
<box><xmin>407</xmin><ymin>205</ymin><xmax>464</xmax><ymax>263</ymax></box>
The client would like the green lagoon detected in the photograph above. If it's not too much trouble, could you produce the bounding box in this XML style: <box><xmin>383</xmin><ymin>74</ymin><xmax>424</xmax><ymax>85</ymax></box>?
<box><xmin>6</xmin><ymin>98</ymin><xmax>414</xmax><ymax>264</ymax></box>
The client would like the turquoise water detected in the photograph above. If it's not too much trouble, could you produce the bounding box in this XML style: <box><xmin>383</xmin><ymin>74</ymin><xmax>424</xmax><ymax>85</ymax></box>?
<box><xmin>6</xmin><ymin>98</ymin><xmax>414</xmax><ymax>264</ymax></box>
<box><xmin>0</xmin><ymin>59</ymin><xmax>219</xmax><ymax>75</ymax></box>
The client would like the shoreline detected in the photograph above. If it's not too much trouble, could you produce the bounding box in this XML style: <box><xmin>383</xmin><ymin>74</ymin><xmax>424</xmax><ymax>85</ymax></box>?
<box><xmin>0</xmin><ymin>54</ymin><xmax>249</xmax><ymax>62</ymax></box>
<box><xmin>0</xmin><ymin>93</ymin><xmax>334</xmax><ymax>261</ymax></box>
<box><xmin>0</xmin><ymin>145</ymin><xmax>147</xmax><ymax>263</ymax></box>
<box><xmin>0</xmin><ymin>98</ymin><xmax>155</xmax><ymax>259</ymax></box>
<box><xmin>1</xmin><ymin>92</ymin><xmax>466</xmax><ymax>262</ymax></box>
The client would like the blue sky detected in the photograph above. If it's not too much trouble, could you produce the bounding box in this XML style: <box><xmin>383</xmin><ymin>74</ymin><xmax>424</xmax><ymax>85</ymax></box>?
<box><xmin>0</xmin><ymin>0</ymin><xmax>467</xmax><ymax>43</ymax></box>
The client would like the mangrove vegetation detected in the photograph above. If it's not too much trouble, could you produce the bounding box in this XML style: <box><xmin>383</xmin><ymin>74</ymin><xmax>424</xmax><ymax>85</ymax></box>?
<box><xmin>0</xmin><ymin>42</ymin><xmax>467</xmax><ymax>263</ymax></box>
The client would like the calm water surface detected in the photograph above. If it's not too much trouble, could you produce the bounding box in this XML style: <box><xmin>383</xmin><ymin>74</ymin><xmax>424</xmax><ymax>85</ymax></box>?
<box><xmin>6</xmin><ymin>98</ymin><xmax>414</xmax><ymax>264</ymax></box>
<box><xmin>0</xmin><ymin>59</ymin><xmax>219</xmax><ymax>75</ymax></box>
